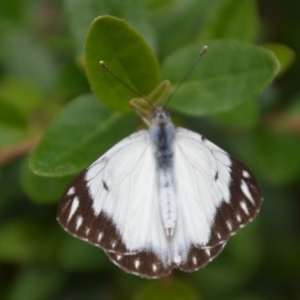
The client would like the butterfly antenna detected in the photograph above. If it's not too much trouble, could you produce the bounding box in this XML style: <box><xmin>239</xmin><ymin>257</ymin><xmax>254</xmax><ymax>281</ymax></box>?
<box><xmin>99</xmin><ymin>61</ymin><xmax>156</xmax><ymax>110</ymax></box>
<box><xmin>163</xmin><ymin>45</ymin><xmax>208</xmax><ymax>108</ymax></box>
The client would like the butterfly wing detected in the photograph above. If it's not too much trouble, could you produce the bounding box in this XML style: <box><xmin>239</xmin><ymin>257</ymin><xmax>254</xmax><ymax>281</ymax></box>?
<box><xmin>57</xmin><ymin>130</ymin><xmax>172</xmax><ymax>278</ymax></box>
<box><xmin>171</xmin><ymin>127</ymin><xmax>263</xmax><ymax>272</ymax></box>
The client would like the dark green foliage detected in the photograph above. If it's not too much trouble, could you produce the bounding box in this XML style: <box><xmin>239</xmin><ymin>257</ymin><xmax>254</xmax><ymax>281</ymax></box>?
<box><xmin>0</xmin><ymin>0</ymin><xmax>300</xmax><ymax>299</ymax></box>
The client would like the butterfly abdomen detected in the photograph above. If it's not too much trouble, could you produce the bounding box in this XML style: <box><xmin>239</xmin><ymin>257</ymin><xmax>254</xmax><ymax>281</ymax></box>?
<box><xmin>149</xmin><ymin>109</ymin><xmax>176</xmax><ymax>236</ymax></box>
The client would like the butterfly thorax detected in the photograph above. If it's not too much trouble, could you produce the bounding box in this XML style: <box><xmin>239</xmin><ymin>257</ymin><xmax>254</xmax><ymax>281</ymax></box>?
<box><xmin>149</xmin><ymin>109</ymin><xmax>175</xmax><ymax>169</ymax></box>
<box><xmin>149</xmin><ymin>108</ymin><xmax>176</xmax><ymax>236</ymax></box>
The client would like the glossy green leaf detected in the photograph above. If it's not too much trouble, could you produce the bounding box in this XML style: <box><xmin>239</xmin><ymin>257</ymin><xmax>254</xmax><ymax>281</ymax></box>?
<box><xmin>136</xmin><ymin>280</ymin><xmax>197</xmax><ymax>300</ymax></box>
<box><xmin>85</xmin><ymin>16</ymin><xmax>160</xmax><ymax>112</ymax></box>
<box><xmin>162</xmin><ymin>40</ymin><xmax>280</xmax><ymax>115</ymax></box>
<box><xmin>29</xmin><ymin>94</ymin><xmax>137</xmax><ymax>176</ymax></box>
<box><xmin>199</xmin><ymin>0</ymin><xmax>258</xmax><ymax>42</ymax></box>
<box><xmin>20</xmin><ymin>159</ymin><xmax>72</xmax><ymax>204</ymax></box>
<box><xmin>263</xmin><ymin>43</ymin><xmax>295</xmax><ymax>76</ymax></box>
<box><xmin>58</xmin><ymin>234</ymin><xmax>108</xmax><ymax>271</ymax></box>
<box><xmin>211</xmin><ymin>100</ymin><xmax>259</xmax><ymax>129</ymax></box>
<box><xmin>64</xmin><ymin>0</ymin><xmax>156</xmax><ymax>55</ymax></box>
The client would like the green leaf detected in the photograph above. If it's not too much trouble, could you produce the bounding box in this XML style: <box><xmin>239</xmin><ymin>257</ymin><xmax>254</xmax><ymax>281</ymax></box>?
<box><xmin>57</xmin><ymin>234</ymin><xmax>108</xmax><ymax>271</ymax></box>
<box><xmin>29</xmin><ymin>94</ymin><xmax>137</xmax><ymax>176</ymax></box>
<box><xmin>20</xmin><ymin>159</ymin><xmax>72</xmax><ymax>204</ymax></box>
<box><xmin>162</xmin><ymin>40</ymin><xmax>280</xmax><ymax>116</ymax></box>
<box><xmin>64</xmin><ymin>0</ymin><xmax>156</xmax><ymax>56</ymax></box>
<box><xmin>199</xmin><ymin>0</ymin><xmax>258</xmax><ymax>42</ymax></box>
<box><xmin>263</xmin><ymin>43</ymin><xmax>296</xmax><ymax>76</ymax></box>
<box><xmin>211</xmin><ymin>100</ymin><xmax>259</xmax><ymax>129</ymax></box>
<box><xmin>136</xmin><ymin>280</ymin><xmax>197</xmax><ymax>300</ymax></box>
<box><xmin>85</xmin><ymin>16</ymin><xmax>160</xmax><ymax>112</ymax></box>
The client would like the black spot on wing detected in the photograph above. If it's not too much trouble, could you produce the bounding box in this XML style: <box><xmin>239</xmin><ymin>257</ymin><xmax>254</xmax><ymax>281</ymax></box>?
<box><xmin>103</xmin><ymin>180</ymin><xmax>109</xmax><ymax>191</ymax></box>
<box><xmin>214</xmin><ymin>171</ymin><xmax>219</xmax><ymax>181</ymax></box>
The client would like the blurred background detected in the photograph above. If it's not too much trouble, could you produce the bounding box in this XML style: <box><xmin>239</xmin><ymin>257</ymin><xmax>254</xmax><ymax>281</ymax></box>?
<box><xmin>0</xmin><ymin>0</ymin><xmax>299</xmax><ymax>299</ymax></box>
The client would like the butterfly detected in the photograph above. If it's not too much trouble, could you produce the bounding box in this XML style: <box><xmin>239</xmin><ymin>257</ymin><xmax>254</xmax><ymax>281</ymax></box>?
<box><xmin>57</xmin><ymin>51</ymin><xmax>263</xmax><ymax>279</ymax></box>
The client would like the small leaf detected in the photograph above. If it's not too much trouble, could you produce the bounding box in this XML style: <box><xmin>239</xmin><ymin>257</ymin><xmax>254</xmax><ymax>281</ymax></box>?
<box><xmin>29</xmin><ymin>94</ymin><xmax>137</xmax><ymax>176</ymax></box>
<box><xmin>20</xmin><ymin>159</ymin><xmax>72</xmax><ymax>204</ymax></box>
<box><xmin>85</xmin><ymin>16</ymin><xmax>160</xmax><ymax>112</ymax></box>
<box><xmin>162</xmin><ymin>40</ymin><xmax>280</xmax><ymax>116</ymax></box>
<box><xmin>263</xmin><ymin>43</ymin><xmax>295</xmax><ymax>76</ymax></box>
<box><xmin>199</xmin><ymin>0</ymin><xmax>258</xmax><ymax>42</ymax></box>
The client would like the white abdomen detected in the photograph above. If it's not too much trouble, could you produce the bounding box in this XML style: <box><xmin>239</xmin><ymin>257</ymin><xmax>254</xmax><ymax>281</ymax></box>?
<box><xmin>158</xmin><ymin>169</ymin><xmax>176</xmax><ymax>236</ymax></box>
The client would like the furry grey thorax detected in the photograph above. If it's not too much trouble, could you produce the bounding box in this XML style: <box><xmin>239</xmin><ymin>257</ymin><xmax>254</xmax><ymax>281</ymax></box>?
<box><xmin>149</xmin><ymin>108</ymin><xmax>175</xmax><ymax>170</ymax></box>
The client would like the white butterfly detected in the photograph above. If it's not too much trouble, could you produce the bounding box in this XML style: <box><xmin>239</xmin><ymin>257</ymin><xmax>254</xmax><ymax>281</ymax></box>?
<box><xmin>57</xmin><ymin>106</ymin><xmax>262</xmax><ymax>279</ymax></box>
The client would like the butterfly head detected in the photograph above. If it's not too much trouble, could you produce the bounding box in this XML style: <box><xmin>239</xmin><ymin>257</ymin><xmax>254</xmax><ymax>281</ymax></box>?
<box><xmin>151</xmin><ymin>108</ymin><xmax>171</xmax><ymax>126</ymax></box>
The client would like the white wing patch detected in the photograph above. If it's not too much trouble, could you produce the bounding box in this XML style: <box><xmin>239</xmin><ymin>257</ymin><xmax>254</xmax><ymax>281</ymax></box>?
<box><xmin>68</xmin><ymin>196</ymin><xmax>79</xmax><ymax>221</ymax></box>
<box><xmin>241</xmin><ymin>180</ymin><xmax>255</xmax><ymax>204</ymax></box>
